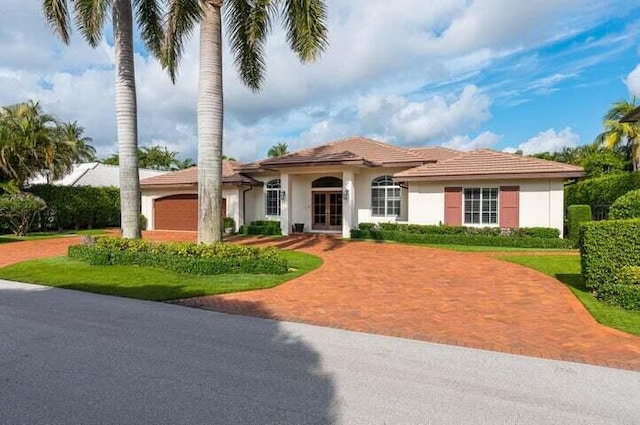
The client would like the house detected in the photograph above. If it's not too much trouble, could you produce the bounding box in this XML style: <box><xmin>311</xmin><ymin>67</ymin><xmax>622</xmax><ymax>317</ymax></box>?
<box><xmin>140</xmin><ymin>137</ymin><xmax>585</xmax><ymax>236</ymax></box>
<box><xmin>29</xmin><ymin>162</ymin><xmax>167</xmax><ymax>188</ymax></box>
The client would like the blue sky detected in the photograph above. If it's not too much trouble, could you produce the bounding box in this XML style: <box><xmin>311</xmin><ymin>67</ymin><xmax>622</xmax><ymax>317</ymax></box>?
<box><xmin>1</xmin><ymin>0</ymin><xmax>640</xmax><ymax>160</ymax></box>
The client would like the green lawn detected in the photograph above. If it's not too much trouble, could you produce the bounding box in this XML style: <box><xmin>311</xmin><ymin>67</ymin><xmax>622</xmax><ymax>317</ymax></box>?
<box><xmin>502</xmin><ymin>255</ymin><xmax>640</xmax><ymax>337</ymax></box>
<box><xmin>0</xmin><ymin>250</ymin><xmax>322</xmax><ymax>301</ymax></box>
<box><xmin>0</xmin><ymin>229</ymin><xmax>107</xmax><ymax>244</ymax></box>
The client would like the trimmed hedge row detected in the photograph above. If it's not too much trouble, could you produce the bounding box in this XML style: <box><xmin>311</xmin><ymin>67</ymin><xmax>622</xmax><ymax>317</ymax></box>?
<box><xmin>566</xmin><ymin>205</ymin><xmax>591</xmax><ymax>242</ymax></box>
<box><xmin>68</xmin><ymin>237</ymin><xmax>288</xmax><ymax>275</ymax></box>
<box><xmin>350</xmin><ymin>229</ymin><xmax>576</xmax><ymax>249</ymax></box>
<box><xmin>580</xmin><ymin>220</ymin><xmax>640</xmax><ymax>311</ymax></box>
<box><xmin>239</xmin><ymin>220</ymin><xmax>282</xmax><ymax>236</ymax></box>
<box><xmin>609</xmin><ymin>189</ymin><xmax>640</xmax><ymax>219</ymax></box>
<box><xmin>565</xmin><ymin>172</ymin><xmax>640</xmax><ymax>207</ymax></box>
<box><xmin>28</xmin><ymin>184</ymin><xmax>120</xmax><ymax>230</ymax></box>
<box><xmin>360</xmin><ymin>222</ymin><xmax>561</xmax><ymax>238</ymax></box>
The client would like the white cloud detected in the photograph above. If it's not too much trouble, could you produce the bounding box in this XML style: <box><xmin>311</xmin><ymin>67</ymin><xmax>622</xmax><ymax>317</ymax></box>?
<box><xmin>443</xmin><ymin>131</ymin><xmax>502</xmax><ymax>151</ymax></box>
<box><xmin>626</xmin><ymin>64</ymin><xmax>640</xmax><ymax>96</ymax></box>
<box><xmin>504</xmin><ymin>128</ymin><xmax>580</xmax><ymax>154</ymax></box>
<box><xmin>0</xmin><ymin>0</ymin><xmax>623</xmax><ymax>162</ymax></box>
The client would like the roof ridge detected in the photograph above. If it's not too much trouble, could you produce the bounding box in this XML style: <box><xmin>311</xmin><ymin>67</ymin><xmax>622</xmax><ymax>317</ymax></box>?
<box><xmin>470</xmin><ymin>149</ymin><xmax>584</xmax><ymax>169</ymax></box>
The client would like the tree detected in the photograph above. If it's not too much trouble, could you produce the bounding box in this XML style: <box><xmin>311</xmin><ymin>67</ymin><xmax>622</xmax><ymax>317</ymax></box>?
<box><xmin>163</xmin><ymin>0</ymin><xmax>328</xmax><ymax>244</ymax></box>
<box><xmin>268</xmin><ymin>142</ymin><xmax>289</xmax><ymax>158</ymax></box>
<box><xmin>101</xmin><ymin>145</ymin><xmax>196</xmax><ymax>170</ymax></box>
<box><xmin>596</xmin><ymin>99</ymin><xmax>640</xmax><ymax>171</ymax></box>
<box><xmin>0</xmin><ymin>101</ymin><xmax>95</xmax><ymax>187</ymax></box>
<box><xmin>580</xmin><ymin>151</ymin><xmax>626</xmax><ymax>178</ymax></box>
<box><xmin>43</xmin><ymin>0</ymin><xmax>164</xmax><ymax>238</ymax></box>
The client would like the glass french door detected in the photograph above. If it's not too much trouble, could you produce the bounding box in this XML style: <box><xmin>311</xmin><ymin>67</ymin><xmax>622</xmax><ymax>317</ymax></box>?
<box><xmin>312</xmin><ymin>191</ymin><xmax>342</xmax><ymax>231</ymax></box>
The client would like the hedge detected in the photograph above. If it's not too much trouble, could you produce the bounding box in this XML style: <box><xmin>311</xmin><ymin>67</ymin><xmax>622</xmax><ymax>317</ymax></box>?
<box><xmin>566</xmin><ymin>205</ymin><xmax>591</xmax><ymax>242</ymax></box>
<box><xmin>363</xmin><ymin>222</ymin><xmax>560</xmax><ymax>238</ymax></box>
<box><xmin>350</xmin><ymin>229</ymin><xmax>575</xmax><ymax>249</ymax></box>
<box><xmin>580</xmin><ymin>219</ymin><xmax>640</xmax><ymax>310</ymax></box>
<box><xmin>565</xmin><ymin>172</ymin><xmax>640</xmax><ymax>207</ymax></box>
<box><xmin>28</xmin><ymin>185</ymin><xmax>120</xmax><ymax>230</ymax></box>
<box><xmin>68</xmin><ymin>237</ymin><xmax>288</xmax><ymax>275</ymax></box>
<box><xmin>239</xmin><ymin>220</ymin><xmax>282</xmax><ymax>236</ymax></box>
<box><xmin>609</xmin><ymin>189</ymin><xmax>640</xmax><ymax>219</ymax></box>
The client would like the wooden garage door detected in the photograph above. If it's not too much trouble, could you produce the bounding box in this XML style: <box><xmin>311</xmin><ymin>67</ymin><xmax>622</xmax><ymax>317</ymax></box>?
<box><xmin>154</xmin><ymin>195</ymin><xmax>227</xmax><ymax>231</ymax></box>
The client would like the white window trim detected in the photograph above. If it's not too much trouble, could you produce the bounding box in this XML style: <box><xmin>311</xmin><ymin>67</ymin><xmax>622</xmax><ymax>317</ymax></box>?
<box><xmin>265</xmin><ymin>179</ymin><xmax>282</xmax><ymax>217</ymax></box>
<box><xmin>462</xmin><ymin>186</ymin><xmax>499</xmax><ymax>226</ymax></box>
<box><xmin>371</xmin><ymin>176</ymin><xmax>401</xmax><ymax>218</ymax></box>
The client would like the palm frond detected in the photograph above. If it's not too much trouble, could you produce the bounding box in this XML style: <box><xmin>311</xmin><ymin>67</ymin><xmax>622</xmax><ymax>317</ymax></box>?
<box><xmin>42</xmin><ymin>0</ymin><xmax>72</xmax><ymax>44</ymax></box>
<box><xmin>74</xmin><ymin>0</ymin><xmax>111</xmax><ymax>47</ymax></box>
<box><xmin>133</xmin><ymin>0</ymin><xmax>164</xmax><ymax>58</ymax></box>
<box><xmin>163</xmin><ymin>0</ymin><xmax>204</xmax><ymax>83</ymax></box>
<box><xmin>225</xmin><ymin>0</ymin><xmax>274</xmax><ymax>91</ymax></box>
<box><xmin>282</xmin><ymin>0</ymin><xmax>328</xmax><ymax>63</ymax></box>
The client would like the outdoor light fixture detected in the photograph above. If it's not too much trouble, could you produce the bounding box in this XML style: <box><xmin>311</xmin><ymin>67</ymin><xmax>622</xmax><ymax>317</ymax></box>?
<box><xmin>342</xmin><ymin>189</ymin><xmax>349</xmax><ymax>201</ymax></box>
<box><xmin>280</xmin><ymin>190</ymin><xmax>286</xmax><ymax>201</ymax></box>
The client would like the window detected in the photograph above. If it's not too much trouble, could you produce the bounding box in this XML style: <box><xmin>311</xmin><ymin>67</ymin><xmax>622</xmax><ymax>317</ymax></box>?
<box><xmin>265</xmin><ymin>179</ymin><xmax>281</xmax><ymax>216</ymax></box>
<box><xmin>464</xmin><ymin>188</ymin><xmax>498</xmax><ymax>224</ymax></box>
<box><xmin>371</xmin><ymin>176</ymin><xmax>401</xmax><ymax>217</ymax></box>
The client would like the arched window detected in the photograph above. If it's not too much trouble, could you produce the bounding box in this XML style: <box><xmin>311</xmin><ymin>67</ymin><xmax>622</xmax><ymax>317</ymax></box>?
<box><xmin>265</xmin><ymin>179</ymin><xmax>281</xmax><ymax>216</ymax></box>
<box><xmin>371</xmin><ymin>176</ymin><xmax>401</xmax><ymax>217</ymax></box>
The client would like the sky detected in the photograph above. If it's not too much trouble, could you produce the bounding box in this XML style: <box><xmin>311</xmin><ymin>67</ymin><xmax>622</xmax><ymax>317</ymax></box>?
<box><xmin>2</xmin><ymin>0</ymin><xmax>640</xmax><ymax>162</ymax></box>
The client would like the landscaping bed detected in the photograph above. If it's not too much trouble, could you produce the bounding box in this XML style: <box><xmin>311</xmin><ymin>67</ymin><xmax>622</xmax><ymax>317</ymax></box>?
<box><xmin>68</xmin><ymin>237</ymin><xmax>289</xmax><ymax>275</ymax></box>
<box><xmin>0</xmin><ymin>249</ymin><xmax>322</xmax><ymax>301</ymax></box>
<box><xmin>351</xmin><ymin>223</ymin><xmax>574</xmax><ymax>249</ymax></box>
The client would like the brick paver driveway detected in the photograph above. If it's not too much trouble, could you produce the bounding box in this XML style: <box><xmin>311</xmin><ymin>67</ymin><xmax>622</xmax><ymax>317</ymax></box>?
<box><xmin>2</xmin><ymin>231</ymin><xmax>639</xmax><ymax>370</ymax></box>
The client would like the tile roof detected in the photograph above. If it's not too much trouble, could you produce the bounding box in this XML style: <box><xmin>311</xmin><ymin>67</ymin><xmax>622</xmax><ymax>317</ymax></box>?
<box><xmin>140</xmin><ymin>160</ymin><xmax>260</xmax><ymax>187</ymax></box>
<box><xmin>394</xmin><ymin>149</ymin><xmax>585</xmax><ymax>181</ymax></box>
<box><xmin>408</xmin><ymin>146</ymin><xmax>462</xmax><ymax>162</ymax></box>
<box><xmin>253</xmin><ymin>136</ymin><xmax>430</xmax><ymax>168</ymax></box>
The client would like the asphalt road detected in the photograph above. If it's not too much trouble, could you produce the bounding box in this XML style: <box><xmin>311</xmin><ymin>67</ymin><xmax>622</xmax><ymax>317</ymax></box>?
<box><xmin>1</xmin><ymin>280</ymin><xmax>638</xmax><ymax>425</ymax></box>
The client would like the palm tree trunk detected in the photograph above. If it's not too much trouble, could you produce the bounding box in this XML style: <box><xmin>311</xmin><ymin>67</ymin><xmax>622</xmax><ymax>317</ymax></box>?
<box><xmin>113</xmin><ymin>0</ymin><xmax>141</xmax><ymax>239</ymax></box>
<box><xmin>197</xmin><ymin>1</ymin><xmax>224</xmax><ymax>244</ymax></box>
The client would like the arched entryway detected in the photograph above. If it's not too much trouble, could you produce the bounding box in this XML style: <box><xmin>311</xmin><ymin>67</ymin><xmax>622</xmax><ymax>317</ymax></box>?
<box><xmin>311</xmin><ymin>177</ymin><xmax>343</xmax><ymax>231</ymax></box>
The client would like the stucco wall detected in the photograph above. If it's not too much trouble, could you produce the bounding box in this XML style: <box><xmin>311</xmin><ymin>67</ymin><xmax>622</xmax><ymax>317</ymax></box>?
<box><xmin>354</xmin><ymin>168</ymin><xmax>409</xmax><ymax>224</ymax></box>
<box><xmin>406</xmin><ymin>179</ymin><xmax>566</xmax><ymax>235</ymax></box>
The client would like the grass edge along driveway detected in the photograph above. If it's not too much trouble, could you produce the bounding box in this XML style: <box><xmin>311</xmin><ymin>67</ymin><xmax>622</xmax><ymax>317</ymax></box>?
<box><xmin>501</xmin><ymin>255</ymin><xmax>640</xmax><ymax>337</ymax></box>
<box><xmin>0</xmin><ymin>250</ymin><xmax>322</xmax><ymax>301</ymax></box>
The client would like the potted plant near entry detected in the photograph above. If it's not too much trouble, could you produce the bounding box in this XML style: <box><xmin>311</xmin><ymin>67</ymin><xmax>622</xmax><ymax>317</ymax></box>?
<box><xmin>223</xmin><ymin>217</ymin><xmax>235</xmax><ymax>235</ymax></box>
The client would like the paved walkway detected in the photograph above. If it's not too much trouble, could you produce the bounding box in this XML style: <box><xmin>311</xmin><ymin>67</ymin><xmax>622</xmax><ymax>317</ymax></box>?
<box><xmin>1</xmin><ymin>231</ymin><xmax>639</xmax><ymax>370</ymax></box>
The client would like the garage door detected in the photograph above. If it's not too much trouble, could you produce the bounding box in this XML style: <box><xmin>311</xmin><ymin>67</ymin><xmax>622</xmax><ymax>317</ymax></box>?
<box><xmin>154</xmin><ymin>194</ymin><xmax>226</xmax><ymax>231</ymax></box>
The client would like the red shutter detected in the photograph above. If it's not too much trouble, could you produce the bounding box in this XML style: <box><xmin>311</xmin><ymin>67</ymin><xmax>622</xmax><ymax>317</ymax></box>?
<box><xmin>499</xmin><ymin>186</ymin><xmax>520</xmax><ymax>228</ymax></box>
<box><xmin>444</xmin><ymin>187</ymin><xmax>463</xmax><ymax>225</ymax></box>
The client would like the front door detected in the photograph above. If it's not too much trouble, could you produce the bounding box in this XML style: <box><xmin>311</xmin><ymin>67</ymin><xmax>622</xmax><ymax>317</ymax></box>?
<box><xmin>312</xmin><ymin>191</ymin><xmax>342</xmax><ymax>231</ymax></box>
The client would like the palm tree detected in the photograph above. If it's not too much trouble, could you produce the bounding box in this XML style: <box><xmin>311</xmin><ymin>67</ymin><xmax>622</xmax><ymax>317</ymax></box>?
<box><xmin>0</xmin><ymin>101</ymin><xmax>58</xmax><ymax>187</ymax></box>
<box><xmin>60</xmin><ymin>122</ymin><xmax>96</xmax><ymax>163</ymax></box>
<box><xmin>163</xmin><ymin>0</ymin><xmax>328</xmax><ymax>244</ymax></box>
<box><xmin>42</xmin><ymin>0</ymin><xmax>164</xmax><ymax>238</ymax></box>
<box><xmin>268</xmin><ymin>142</ymin><xmax>289</xmax><ymax>158</ymax></box>
<box><xmin>596</xmin><ymin>99</ymin><xmax>640</xmax><ymax>171</ymax></box>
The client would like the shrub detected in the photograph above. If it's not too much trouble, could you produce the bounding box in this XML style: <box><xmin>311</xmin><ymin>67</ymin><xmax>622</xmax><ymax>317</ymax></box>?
<box><xmin>609</xmin><ymin>189</ymin><xmax>640</xmax><ymax>219</ymax></box>
<box><xmin>223</xmin><ymin>217</ymin><xmax>235</xmax><ymax>232</ymax></box>
<box><xmin>565</xmin><ymin>172</ymin><xmax>640</xmax><ymax>207</ymax></box>
<box><xmin>68</xmin><ymin>237</ymin><xmax>288</xmax><ymax>275</ymax></box>
<box><xmin>580</xmin><ymin>151</ymin><xmax>626</xmax><ymax>178</ymax></box>
<box><xmin>357</xmin><ymin>223</ymin><xmax>560</xmax><ymax>239</ymax></box>
<box><xmin>350</xmin><ymin>229</ymin><xmax>575</xmax><ymax>249</ymax></box>
<box><xmin>566</xmin><ymin>205</ymin><xmax>592</xmax><ymax>241</ymax></box>
<box><xmin>140</xmin><ymin>214</ymin><xmax>148</xmax><ymax>231</ymax></box>
<box><xmin>239</xmin><ymin>220</ymin><xmax>282</xmax><ymax>236</ymax></box>
<box><xmin>580</xmin><ymin>219</ymin><xmax>640</xmax><ymax>310</ymax></box>
<box><xmin>28</xmin><ymin>185</ymin><xmax>120</xmax><ymax>230</ymax></box>
<box><xmin>0</xmin><ymin>193</ymin><xmax>47</xmax><ymax>236</ymax></box>
<box><xmin>357</xmin><ymin>222</ymin><xmax>376</xmax><ymax>231</ymax></box>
